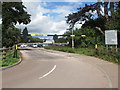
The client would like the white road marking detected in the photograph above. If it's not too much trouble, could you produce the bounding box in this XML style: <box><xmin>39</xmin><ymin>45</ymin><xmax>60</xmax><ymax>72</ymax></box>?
<box><xmin>88</xmin><ymin>63</ymin><xmax>113</xmax><ymax>88</ymax></box>
<box><xmin>39</xmin><ymin>65</ymin><xmax>56</xmax><ymax>79</ymax></box>
<box><xmin>96</xmin><ymin>65</ymin><xmax>113</xmax><ymax>88</ymax></box>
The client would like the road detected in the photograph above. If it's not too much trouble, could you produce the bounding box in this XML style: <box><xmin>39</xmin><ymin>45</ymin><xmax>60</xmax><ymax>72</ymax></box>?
<box><xmin>2</xmin><ymin>47</ymin><xmax>118</xmax><ymax>88</ymax></box>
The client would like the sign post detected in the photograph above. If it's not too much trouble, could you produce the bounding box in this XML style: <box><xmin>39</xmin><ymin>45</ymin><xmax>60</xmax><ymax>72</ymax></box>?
<box><xmin>105</xmin><ymin>30</ymin><xmax>118</xmax><ymax>51</ymax></box>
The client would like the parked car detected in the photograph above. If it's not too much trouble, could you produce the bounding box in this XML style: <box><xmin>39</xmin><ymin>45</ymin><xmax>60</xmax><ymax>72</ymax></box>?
<box><xmin>37</xmin><ymin>44</ymin><xmax>43</xmax><ymax>47</ymax></box>
<box><xmin>43</xmin><ymin>44</ymin><xmax>48</xmax><ymax>47</ymax></box>
<box><xmin>32</xmin><ymin>44</ymin><xmax>38</xmax><ymax>48</ymax></box>
<box><xmin>20</xmin><ymin>44</ymin><xmax>27</xmax><ymax>47</ymax></box>
<box><xmin>27</xmin><ymin>44</ymin><xmax>33</xmax><ymax>47</ymax></box>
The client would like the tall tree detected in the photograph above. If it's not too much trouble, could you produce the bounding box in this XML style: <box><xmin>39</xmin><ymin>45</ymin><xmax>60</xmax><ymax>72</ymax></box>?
<box><xmin>53</xmin><ymin>34</ymin><xmax>58</xmax><ymax>43</ymax></box>
<box><xmin>2</xmin><ymin>2</ymin><xmax>31</xmax><ymax>28</ymax></box>
<box><xmin>0</xmin><ymin>24</ymin><xmax>2</xmax><ymax>48</ymax></box>
<box><xmin>66</xmin><ymin>1</ymin><xmax>118</xmax><ymax>36</ymax></box>
<box><xmin>22</xmin><ymin>27</ymin><xmax>29</xmax><ymax>43</ymax></box>
<box><xmin>0</xmin><ymin>2</ymin><xmax>2</xmax><ymax>19</ymax></box>
<box><xmin>23</xmin><ymin>27</ymin><xmax>28</xmax><ymax>36</ymax></box>
<box><xmin>2</xmin><ymin>2</ymin><xmax>31</xmax><ymax>47</ymax></box>
<box><xmin>3</xmin><ymin>25</ymin><xmax>21</xmax><ymax>47</ymax></box>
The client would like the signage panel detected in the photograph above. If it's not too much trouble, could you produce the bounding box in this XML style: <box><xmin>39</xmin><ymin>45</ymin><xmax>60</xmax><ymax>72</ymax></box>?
<box><xmin>105</xmin><ymin>30</ymin><xmax>117</xmax><ymax>45</ymax></box>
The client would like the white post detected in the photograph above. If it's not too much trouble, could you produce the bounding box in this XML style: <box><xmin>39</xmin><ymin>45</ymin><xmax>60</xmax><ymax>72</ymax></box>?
<box><xmin>106</xmin><ymin>45</ymin><xmax>108</xmax><ymax>52</ymax></box>
<box><xmin>116</xmin><ymin>45</ymin><xmax>118</xmax><ymax>52</ymax></box>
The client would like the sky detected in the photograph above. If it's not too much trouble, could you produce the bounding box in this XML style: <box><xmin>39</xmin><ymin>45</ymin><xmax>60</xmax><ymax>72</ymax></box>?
<box><xmin>15</xmin><ymin>1</ymin><xmax>96</xmax><ymax>39</ymax></box>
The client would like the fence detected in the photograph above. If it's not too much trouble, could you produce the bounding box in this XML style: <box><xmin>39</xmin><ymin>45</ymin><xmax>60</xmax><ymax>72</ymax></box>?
<box><xmin>0</xmin><ymin>46</ymin><xmax>18</xmax><ymax>59</ymax></box>
<box><xmin>95</xmin><ymin>46</ymin><xmax>120</xmax><ymax>63</ymax></box>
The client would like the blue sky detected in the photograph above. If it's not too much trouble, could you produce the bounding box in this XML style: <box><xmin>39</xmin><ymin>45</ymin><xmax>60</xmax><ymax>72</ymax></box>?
<box><xmin>16</xmin><ymin>1</ymin><xmax>96</xmax><ymax>39</ymax></box>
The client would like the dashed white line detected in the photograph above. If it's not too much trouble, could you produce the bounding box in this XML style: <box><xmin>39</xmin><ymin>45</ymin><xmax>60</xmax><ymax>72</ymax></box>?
<box><xmin>39</xmin><ymin>65</ymin><xmax>56</xmax><ymax>79</ymax></box>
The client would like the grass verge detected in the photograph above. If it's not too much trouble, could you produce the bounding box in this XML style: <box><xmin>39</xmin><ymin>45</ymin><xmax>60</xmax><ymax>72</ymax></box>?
<box><xmin>1</xmin><ymin>50</ymin><xmax>20</xmax><ymax>67</ymax></box>
<box><xmin>44</xmin><ymin>45</ymin><xmax>120</xmax><ymax>64</ymax></box>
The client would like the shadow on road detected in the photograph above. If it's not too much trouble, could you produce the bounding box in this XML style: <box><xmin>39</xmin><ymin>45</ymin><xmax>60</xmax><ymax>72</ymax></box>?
<box><xmin>18</xmin><ymin>48</ymin><xmax>32</xmax><ymax>51</ymax></box>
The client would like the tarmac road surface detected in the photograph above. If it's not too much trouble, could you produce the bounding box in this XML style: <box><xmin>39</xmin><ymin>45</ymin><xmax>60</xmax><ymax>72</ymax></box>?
<box><xmin>2</xmin><ymin>47</ymin><xmax>118</xmax><ymax>88</ymax></box>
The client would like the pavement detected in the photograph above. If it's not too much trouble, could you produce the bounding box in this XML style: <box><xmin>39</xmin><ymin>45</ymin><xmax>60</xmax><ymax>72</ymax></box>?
<box><xmin>2</xmin><ymin>47</ymin><xmax>118</xmax><ymax>88</ymax></box>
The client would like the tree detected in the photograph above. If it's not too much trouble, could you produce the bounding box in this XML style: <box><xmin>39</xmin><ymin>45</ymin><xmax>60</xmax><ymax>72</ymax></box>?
<box><xmin>55</xmin><ymin>38</ymin><xmax>67</xmax><ymax>43</ymax></box>
<box><xmin>106</xmin><ymin>1</ymin><xmax>120</xmax><ymax>30</ymax></box>
<box><xmin>53</xmin><ymin>34</ymin><xmax>58</xmax><ymax>43</ymax></box>
<box><xmin>0</xmin><ymin>24</ymin><xmax>2</xmax><ymax>48</ymax></box>
<box><xmin>65</xmin><ymin>1</ymin><xmax>120</xmax><ymax>48</ymax></box>
<box><xmin>64</xmin><ymin>27</ymin><xmax>100</xmax><ymax>48</ymax></box>
<box><xmin>2</xmin><ymin>25</ymin><xmax>21</xmax><ymax>47</ymax></box>
<box><xmin>0</xmin><ymin>2</ymin><xmax>2</xmax><ymax>19</ymax></box>
<box><xmin>22</xmin><ymin>27</ymin><xmax>29</xmax><ymax>43</ymax></box>
<box><xmin>27</xmin><ymin>37</ymin><xmax>43</xmax><ymax>43</ymax></box>
<box><xmin>66</xmin><ymin>1</ymin><xmax>119</xmax><ymax>36</ymax></box>
<box><xmin>2</xmin><ymin>2</ymin><xmax>31</xmax><ymax>47</ymax></box>
<box><xmin>2</xmin><ymin>2</ymin><xmax>31</xmax><ymax>28</ymax></box>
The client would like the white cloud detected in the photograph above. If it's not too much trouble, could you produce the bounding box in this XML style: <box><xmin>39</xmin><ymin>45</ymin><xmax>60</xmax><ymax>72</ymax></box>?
<box><xmin>16</xmin><ymin>2</ymin><xmax>71</xmax><ymax>35</ymax></box>
<box><xmin>26</xmin><ymin>13</ymin><xmax>68</xmax><ymax>35</ymax></box>
<box><xmin>74</xmin><ymin>21</ymin><xmax>85</xmax><ymax>29</ymax></box>
<box><xmin>16</xmin><ymin>2</ymin><xmax>83</xmax><ymax>35</ymax></box>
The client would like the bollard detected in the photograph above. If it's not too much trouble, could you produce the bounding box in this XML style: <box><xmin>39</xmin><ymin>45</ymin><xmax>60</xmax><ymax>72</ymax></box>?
<box><xmin>13</xmin><ymin>45</ymin><xmax>18</xmax><ymax>58</ymax></box>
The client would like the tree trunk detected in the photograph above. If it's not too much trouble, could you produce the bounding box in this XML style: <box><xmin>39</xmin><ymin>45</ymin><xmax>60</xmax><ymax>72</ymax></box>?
<box><xmin>104</xmin><ymin>0</ymin><xmax>109</xmax><ymax>19</ymax></box>
<box><xmin>96</xmin><ymin>0</ymin><xmax>102</xmax><ymax>17</ymax></box>
<box><xmin>110</xmin><ymin>1</ymin><xmax>114</xmax><ymax>16</ymax></box>
<box><xmin>118</xmin><ymin>1</ymin><xmax>120</xmax><ymax>12</ymax></box>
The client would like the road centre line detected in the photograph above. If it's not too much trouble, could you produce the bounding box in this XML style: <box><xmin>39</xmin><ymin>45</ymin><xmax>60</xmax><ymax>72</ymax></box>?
<box><xmin>39</xmin><ymin>65</ymin><xmax>56</xmax><ymax>79</ymax></box>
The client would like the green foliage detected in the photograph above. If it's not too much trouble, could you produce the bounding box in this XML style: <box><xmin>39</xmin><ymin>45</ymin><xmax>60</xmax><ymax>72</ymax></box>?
<box><xmin>29</xmin><ymin>37</ymin><xmax>43</xmax><ymax>43</ymax></box>
<box><xmin>2</xmin><ymin>2</ymin><xmax>31</xmax><ymax>47</ymax></box>
<box><xmin>64</xmin><ymin>27</ymin><xmax>104</xmax><ymax>48</ymax></box>
<box><xmin>2</xmin><ymin>2</ymin><xmax>31</xmax><ymax>27</ymax></box>
<box><xmin>23</xmin><ymin>27</ymin><xmax>28</xmax><ymax>36</ymax></box>
<box><xmin>2</xmin><ymin>50</ymin><xmax>20</xmax><ymax>67</ymax></box>
<box><xmin>55</xmin><ymin>38</ymin><xmax>67</xmax><ymax>43</ymax></box>
<box><xmin>0</xmin><ymin>2</ymin><xmax>1</xmax><ymax>18</ymax></box>
<box><xmin>66</xmin><ymin>3</ymin><xmax>97</xmax><ymax>29</ymax></box>
<box><xmin>2</xmin><ymin>25</ymin><xmax>21</xmax><ymax>47</ymax></box>
<box><xmin>21</xmin><ymin>27</ymin><xmax>29</xmax><ymax>43</ymax></box>
<box><xmin>0</xmin><ymin>24</ymin><xmax>2</xmax><ymax>48</ymax></box>
<box><xmin>106</xmin><ymin>8</ymin><xmax>120</xmax><ymax>30</ymax></box>
<box><xmin>65</xmin><ymin>1</ymin><xmax>120</xmax><ymax>48</ymax></box>
<box><xmin>66</xmin><ymin>1</ymin><xmax>120</xmax><ymax>33</ymax></box>
<box><xmin>53</xmin><ymin>34</ymin><xmax>58</xmax><ymax>43</ymax></box>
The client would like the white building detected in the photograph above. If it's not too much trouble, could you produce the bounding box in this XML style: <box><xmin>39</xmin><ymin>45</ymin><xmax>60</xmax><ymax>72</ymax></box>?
<box><xmin>44</xmin><ymin>39</ymin><xmax>54</xmax><ymax>44</ymax></box>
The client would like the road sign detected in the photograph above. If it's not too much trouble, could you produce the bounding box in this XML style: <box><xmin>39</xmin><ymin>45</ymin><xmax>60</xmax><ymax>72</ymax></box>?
<box><xmin>105</xmin><ymin>30</ymin><xmax>117</xmax><ymax>45</ymax></box>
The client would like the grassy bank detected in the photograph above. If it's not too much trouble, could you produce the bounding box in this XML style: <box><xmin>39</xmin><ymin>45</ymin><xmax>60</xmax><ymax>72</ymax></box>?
<box><xmin>44</xmin><ymin>45</ymin><xmax>120</xmax><ymax>64</ymax></box>
<box><xmin>1</xmin><ymin>49</ymin><xmax>20</xmax><ymax>67</ymax></box>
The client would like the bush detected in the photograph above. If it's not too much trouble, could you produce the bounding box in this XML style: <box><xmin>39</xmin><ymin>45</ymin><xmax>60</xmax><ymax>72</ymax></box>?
<box><xmin>2</xmin><ymin>49</ymin><xmax>20</xmax><ymax>67</ymax></box>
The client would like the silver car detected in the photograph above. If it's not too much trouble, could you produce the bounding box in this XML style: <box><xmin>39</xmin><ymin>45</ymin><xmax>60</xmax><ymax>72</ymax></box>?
<box><xmin>32</xmin><ymin>44</ymin><xmax>38</xmax><ymax>48</ymax></box>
